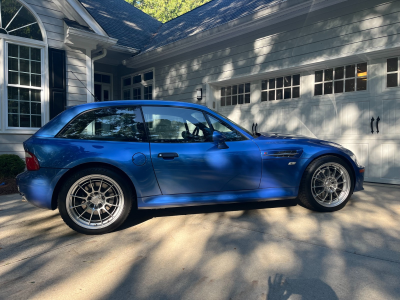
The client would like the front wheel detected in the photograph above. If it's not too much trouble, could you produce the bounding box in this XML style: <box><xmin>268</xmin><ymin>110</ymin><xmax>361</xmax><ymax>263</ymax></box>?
<box><xmin>58</xmin><ymin>167</ymin><xmax>133</xmax><ymax>235</ymax></box>
<box><xmin>298</xmin><ymin>156</ymin><xmax>353</xmax><ymax>212</ymax></box>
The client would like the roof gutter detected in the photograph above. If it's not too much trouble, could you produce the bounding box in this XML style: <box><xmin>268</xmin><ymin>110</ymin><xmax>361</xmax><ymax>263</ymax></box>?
<box><xmin>92</xmin><ymin>48</ymin><xmax>107</xmax><ymax>61</ymax></box>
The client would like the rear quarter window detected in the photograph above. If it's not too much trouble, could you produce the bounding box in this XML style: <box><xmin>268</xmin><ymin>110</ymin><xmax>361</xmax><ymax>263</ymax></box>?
<box><xmin>57</xmin><ymin>106</ymin><xmax>147</xmax><ymax>142</ymax></box>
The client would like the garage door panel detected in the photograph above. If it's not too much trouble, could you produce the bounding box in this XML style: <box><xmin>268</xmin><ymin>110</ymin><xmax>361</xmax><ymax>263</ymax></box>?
<box><xmin>381</xmin><ymin>144</ymin><xmax>400</xmax><ymax>179</ymax></box>
<box><xmin>382</xmin><ymin>99</ymin><xmax>400</xmax><ymax>135</ymax></box>
<box><xmin>258</xmin><ymin>107</ymin><xmax>307</xmax><ymax>135</ymax></box>
<box><xmin>312</xmin><ymin>104</ymin><xmax>336</xmax><ymax>136</ymax></box>
<box><xmin>341</xmin><ymin>143</ymin><xmax>369</xmax><ymax>178</ymax></box>
<box><xmin>340</xmin><ymin>101</ymin><xmax>370</xmax><ymax>135</ymax></box>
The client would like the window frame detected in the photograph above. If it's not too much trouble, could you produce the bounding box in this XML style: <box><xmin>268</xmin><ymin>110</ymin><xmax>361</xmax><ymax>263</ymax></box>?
<box><xmin>3</xmin><ymin>39</ymin><xmax>46</xmax><ymax>132</ymax></box>
<box><xmin>0</xmin><ymin>0</ymin><xmax>48</xmax><ymax>134</ymax></box>
<box><xmin>220</xmin><ymin>82</ymin><xmax>251</xmax><ymax>107</ymax></box>
<box><xmin>94</xmin><ymin>71</ymin><xmax>113</xmax><ymax>101</ymax></box>
<box><xmin>121</xmin><ymin>68</ymin><xmax>154</xmax><ymax>101</ymax></box>
<box><xmin>313</xmin><ymin>63</ymin><xmax>368</xmax><ymax>96</ymax></box>
<box><xmin>261</xmin><ymin>74</ymin><xmax>301</xmax><ymax>101</ymax></box>
<box><xmin>141</xmin><ymin>105</ymin><xmax>216</xmax><ymax>144</ymax></box>
<box><xmin>56</xmin><ymin>106</ymin><xmax>148</xmax><ymax>142</ymax></box>
<box><xmin>386</xmin><ymin>57</ymin><xmax>400</xmax><ymax>89</ymax></box>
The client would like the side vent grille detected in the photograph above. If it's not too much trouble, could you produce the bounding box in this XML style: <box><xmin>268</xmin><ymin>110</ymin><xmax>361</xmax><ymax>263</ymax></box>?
<box><xmin>269</xmin><ymin>150</ymin><xmax>298</xmax><ymax>158</ymax></box>
<box><xmin>262</xmin><ymin>149</ymin><xmax>303</xmax><ymax>158</ymax></box>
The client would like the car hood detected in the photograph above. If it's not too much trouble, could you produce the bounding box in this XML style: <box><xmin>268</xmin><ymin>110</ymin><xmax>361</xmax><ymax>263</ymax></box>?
<box><xmin>252</xmin><ymin>132</ymin><xmax>355</xmax><ymax>159</ymax></box>
<box><xmin>254</xmin><ymin>132</ymin><xmax>319</xmax><ymax>140</ymax></box>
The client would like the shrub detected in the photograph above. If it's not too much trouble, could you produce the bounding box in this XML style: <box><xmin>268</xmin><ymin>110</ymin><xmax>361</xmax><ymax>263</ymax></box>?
<box><xmin>0</xmin><ymin>154</ymin><xmax>25</xmax><ymax>178</ymax></box>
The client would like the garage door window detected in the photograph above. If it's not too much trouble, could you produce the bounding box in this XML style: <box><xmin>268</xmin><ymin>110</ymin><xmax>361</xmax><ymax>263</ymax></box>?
<box><xmin>387</xmin><ymin>58</ymin><xmax>399</xmax><ymax>88</ymax></box>
<box><xmin>314</xmin><ymin>63</ymin><xmax>367</xmax><ymax>95</ymax></box>
<box><xmin>261</xmin><ymin>74</ymin><xmax>300</xmax><ymax>101</ymax></box>
<box><xmin>221</xmin><ymin>83</ymin><xmax>250</xmax><ymax>107</ymax></box>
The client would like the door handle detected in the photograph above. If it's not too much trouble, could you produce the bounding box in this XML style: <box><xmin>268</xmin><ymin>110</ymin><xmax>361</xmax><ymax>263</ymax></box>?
<box><xmin>376</xmin><ymin>116</ymin><xmax>380</xmax><ymax>134</ymax></box>
<box><xmin>370</xmin><ymin>117</ymin><xmax>375</xmax><ymax>134</ymax></box>
<box><xmin>158</xmin><ymin>152</ymin><xmax>179</xmax><ymax>159</ymax></box>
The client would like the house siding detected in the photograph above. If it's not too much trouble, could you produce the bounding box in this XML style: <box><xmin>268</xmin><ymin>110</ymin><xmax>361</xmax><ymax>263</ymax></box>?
<box><xmin>0</xmin><ymin>0</ymin><xmax>91</xmax><ymax>157</ymax></box>
<box><xmin>145</xmin><ymin>0</ymin><xmax>400</xmax><ymax>101</ymax></box>
<box><xmin>23</xmin><ymin>0</ymin><xmax>89</xmax><ymax>107</ymax></box>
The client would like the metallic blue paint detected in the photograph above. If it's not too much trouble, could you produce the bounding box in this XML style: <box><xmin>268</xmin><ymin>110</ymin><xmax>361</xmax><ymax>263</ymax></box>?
<box><xmin>22</xmin><ymin>137</ymin><xmax>161</xmax><ymax>199</ymax></box>
<box><xmin>149</xmin><ymin>140</ymin><xmax>261</xmax><ymax>194</ymax></box>
<box><xmin>17</xmin><ymin>100</ymin><xmax>364</xmax><ymax>210</ymax></box>
<box><xmin>138</xmin><ymin>187</ymin><xmax>298</xmax><ymax>209</ymax></box>
<box><xmin>17</xmin><ymin>167</ymin><xmax>69</xmax><ymax>209</ymax></box>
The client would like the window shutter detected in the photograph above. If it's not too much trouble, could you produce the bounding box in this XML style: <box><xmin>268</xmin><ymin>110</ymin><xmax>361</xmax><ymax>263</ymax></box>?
<box><xmin>48</xmin><ymin>48</ymin><xmax>66</xmax><ymax>119</ymax></box>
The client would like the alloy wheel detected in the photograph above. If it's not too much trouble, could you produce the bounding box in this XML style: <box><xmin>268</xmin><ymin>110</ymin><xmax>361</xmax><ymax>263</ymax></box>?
<box><xmin>66</xmin><ymin>174</ymin><xmax>125</xmax><ymax>230</ymax></box>
<box><xmin>311</xmin><ymin>162</ymin><xmax>351</xmax><ymax>207</ymax></box>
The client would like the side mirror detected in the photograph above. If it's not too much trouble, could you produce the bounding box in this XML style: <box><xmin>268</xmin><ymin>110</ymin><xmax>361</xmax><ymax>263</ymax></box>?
<box><xmin>213</xmin><ymin>131</ymin><xmax>229</xmax><ymax>149</ymax></box>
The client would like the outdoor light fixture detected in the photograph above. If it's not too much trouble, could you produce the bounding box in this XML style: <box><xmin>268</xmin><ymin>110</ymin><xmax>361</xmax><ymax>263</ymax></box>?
<box><xmin>196</xmin><ymin>88</ymin><xmax>202</xmax><ymax>100</ymax></box>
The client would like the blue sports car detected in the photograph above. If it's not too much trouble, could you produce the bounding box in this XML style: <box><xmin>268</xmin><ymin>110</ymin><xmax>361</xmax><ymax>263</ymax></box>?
<box><xmin>17</xmin><ymin>101</ymin><xmax>365</xmax><ymax>234</ymax></box>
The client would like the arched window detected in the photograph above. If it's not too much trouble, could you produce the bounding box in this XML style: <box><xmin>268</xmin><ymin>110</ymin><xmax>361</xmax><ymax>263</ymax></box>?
<box><xmin>0</xmin><ymin>0</ymin><xmax>43</xmax><ymax>40</ymax></box>
<box><xmin>0</xmin><ymin>0</ymin><xmax>46</xmax><ymax>132</ymax></box>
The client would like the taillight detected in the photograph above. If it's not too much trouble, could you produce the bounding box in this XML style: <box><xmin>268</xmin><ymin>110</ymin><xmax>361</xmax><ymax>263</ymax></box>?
<box><xmin>25</xmin><ymin>151</ymin><xmax>40</xmax><ymax>171</ymax></box>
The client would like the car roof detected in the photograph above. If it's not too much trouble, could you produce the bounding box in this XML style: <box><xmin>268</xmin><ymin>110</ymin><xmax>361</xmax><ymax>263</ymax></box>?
<box><xmin>69</xmin><ymin>100</ymin><xmax>209</xmax><ymax>110</ymax></box>
<box><xmin>34</xmin><ymin>100</ymin><xmax>218</xmax><ymax>138</ymax></box>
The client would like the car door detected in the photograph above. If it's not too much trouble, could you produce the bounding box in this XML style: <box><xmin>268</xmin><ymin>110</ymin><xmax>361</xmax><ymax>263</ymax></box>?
<box><xmin>142</xmin><ymin>106</ymin><xmax>262</xmax><ymax>195</ymax></box>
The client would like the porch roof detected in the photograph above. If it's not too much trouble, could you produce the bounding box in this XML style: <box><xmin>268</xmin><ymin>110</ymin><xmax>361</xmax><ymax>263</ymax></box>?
<box><xmin>77</xmin><ymin>0</ymin><xmax>161</xmax><ymax>50</ymax></box>
<box><xmin>77</xmin><ymin>0</ymin><xmax>283</xmax><ymax>52</ymax></box>
<box><xmin>143</xmin><ymin>0</ymin><xmax>284</xmax><ymax>53</ymax></box>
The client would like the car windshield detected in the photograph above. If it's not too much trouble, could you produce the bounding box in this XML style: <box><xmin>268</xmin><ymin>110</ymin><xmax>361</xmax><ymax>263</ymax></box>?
<box><xmin>208</xmin><ymin>108</ymin><xmax>254</xmax><ymax>136</ymax></box>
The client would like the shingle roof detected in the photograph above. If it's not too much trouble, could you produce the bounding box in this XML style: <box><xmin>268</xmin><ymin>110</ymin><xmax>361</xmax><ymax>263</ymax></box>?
<box><xmin>78</xmin><ymin>0</ymin><xmax>161</xmax><ymax>50</ymax></box>
<box><xmin>143</xmin><ymin>0</ymin><xmax>285</xmax><ymax>52</ymax></box>
<box><xmin>78</xmin><ymin>0</ymin><xmax>284</xmax><ymax>52</ymax></box>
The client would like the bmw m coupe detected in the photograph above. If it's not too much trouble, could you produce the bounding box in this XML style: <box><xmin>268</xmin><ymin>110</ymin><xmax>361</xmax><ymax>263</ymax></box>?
<box><xmin>17</xmin><ymin>101</ymin><xmax>365</xmax><ymax>234</ymax></box>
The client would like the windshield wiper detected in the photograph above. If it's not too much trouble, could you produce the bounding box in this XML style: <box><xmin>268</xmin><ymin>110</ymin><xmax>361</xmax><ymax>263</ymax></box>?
<box><xmin>252</xmin><ymin>123</ymin><xmax>261</xmax><ymax>137</ymax></box>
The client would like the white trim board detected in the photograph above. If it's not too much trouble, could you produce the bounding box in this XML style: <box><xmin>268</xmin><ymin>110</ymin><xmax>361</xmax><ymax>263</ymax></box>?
<box><xmin>65</xmin><ymin>0</ymin><xmax>109</xmax><ymax>37</ymax></box>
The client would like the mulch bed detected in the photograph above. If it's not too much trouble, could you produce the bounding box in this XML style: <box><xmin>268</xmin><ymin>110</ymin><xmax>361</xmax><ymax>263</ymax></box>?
<box><xmin>0</xmin><ymin>178</ymin><xmax>19</xmax><ymax>196</ymax></box>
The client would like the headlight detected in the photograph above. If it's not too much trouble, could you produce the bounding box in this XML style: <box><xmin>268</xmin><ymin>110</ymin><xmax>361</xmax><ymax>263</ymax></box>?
<box><xmin>321</xmin><ymin>142</ymin><xmax>363</xmax><ymax>167</ymax></box>
<box><xmin>340</xmin><ymin>149</ymin><xmax>362</xmax><ymax>167</ymax></box>
<box><xmin>349</xmin><ymin>152</ymin><xmax>359</xmax><ymax>166</ymax></box>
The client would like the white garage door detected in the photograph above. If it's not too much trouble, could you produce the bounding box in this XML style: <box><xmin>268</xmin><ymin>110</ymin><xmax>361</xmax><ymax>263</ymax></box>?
<box><xmin>214</xmin><ymin>61</ymin><xmax>400</xmax><ymax>185</ymax></box>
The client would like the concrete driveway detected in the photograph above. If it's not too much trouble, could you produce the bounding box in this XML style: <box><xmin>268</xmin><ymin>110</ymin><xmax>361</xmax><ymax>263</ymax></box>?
<box><xmin>0</xmin><ymin>183</ymin><xmax>399</xmax><ymax>300</ymax></box>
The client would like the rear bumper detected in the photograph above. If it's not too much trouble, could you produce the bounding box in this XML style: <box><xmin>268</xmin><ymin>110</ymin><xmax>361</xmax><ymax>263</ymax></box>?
<box><xmin>16</xmin><ymin>168</ymin><xmax>69</xmax><ymax>210</ymax></box>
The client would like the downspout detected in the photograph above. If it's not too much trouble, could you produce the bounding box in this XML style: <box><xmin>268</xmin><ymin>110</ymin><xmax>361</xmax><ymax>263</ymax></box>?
<box><xmin>92</xmin><ymin>48</ymin><xmax>107</xmax><ymax>62</ymax></box>
<box><xmin>90</xmin><ymin>48</ymin><xmax>107</xmax><ymax>102</ymax></box>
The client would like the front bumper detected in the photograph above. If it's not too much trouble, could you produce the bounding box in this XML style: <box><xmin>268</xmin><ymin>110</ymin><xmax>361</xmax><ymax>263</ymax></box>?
<box><xmin>16</xmin><ymin>168</ymin><xmax>69</xmax><ymax>210</ymax></box>
<box><xmin>353</xmin><ymin>166</ymin><xmax>365</xmax><ymax>192</ymax></box>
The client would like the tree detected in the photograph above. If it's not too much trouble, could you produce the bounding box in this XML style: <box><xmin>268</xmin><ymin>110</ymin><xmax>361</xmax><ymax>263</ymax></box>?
<box><xmin>126</xmin><ymin>0</ymin><xmax>212</xmax><ymax>23</ymax></box>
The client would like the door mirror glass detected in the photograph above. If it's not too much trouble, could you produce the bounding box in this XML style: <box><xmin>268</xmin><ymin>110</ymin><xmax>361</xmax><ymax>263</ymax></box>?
<box><xmin>213</xmin><ymin>131</ymin><xmax>229</xmax><ymax>149</ymax></box>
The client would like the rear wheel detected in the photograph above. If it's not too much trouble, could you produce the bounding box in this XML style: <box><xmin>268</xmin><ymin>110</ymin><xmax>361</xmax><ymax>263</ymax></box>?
<box><xmin>58</xmin><ymin>167</ymin><xmax>133</xmax><ymax>234</ymax></box>
<box><xmin>298</xmin><ymin>156</ymin><xmax>353</xmax><ymax>212</ymax></box>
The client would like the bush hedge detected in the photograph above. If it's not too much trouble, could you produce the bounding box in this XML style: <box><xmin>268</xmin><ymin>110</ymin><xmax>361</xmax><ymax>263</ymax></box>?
<box><xmin>0</xmin><ymin>154</ymin><xmax>25</xmax><ymax>178</ymax></box>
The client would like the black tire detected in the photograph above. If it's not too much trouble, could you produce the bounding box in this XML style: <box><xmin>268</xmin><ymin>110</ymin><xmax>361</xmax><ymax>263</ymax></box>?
<box><xmin>298</xmin><ymin>155</ymin><xmax>354</xmax><ymax>212</ymax></box>
<box><xmin>58</xmin><ymin>167</ymin><xmax>134</xmax><ymax>235</ymax></box>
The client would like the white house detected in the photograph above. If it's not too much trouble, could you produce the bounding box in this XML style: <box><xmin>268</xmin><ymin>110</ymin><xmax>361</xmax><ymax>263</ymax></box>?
<box><xmin>0</xmin><ymin>0</ymin><xmax>399</xmax><ymax>185</ymax></box>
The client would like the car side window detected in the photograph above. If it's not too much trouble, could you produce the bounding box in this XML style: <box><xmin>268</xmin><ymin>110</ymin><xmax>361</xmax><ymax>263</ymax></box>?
<box><xmin>142</xmin><ymin>106</ymin><xmax>212</xmax><ymax>143</ymax></box>
<box><xmin>206</xmin><ymin>114</ymin><xmax>247</xmax><ymax>142</ymax></box>
<box><xmin>57</xmin><ymin>106</ymin><xmax>147</xmax><ymax>142</ymax></box>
